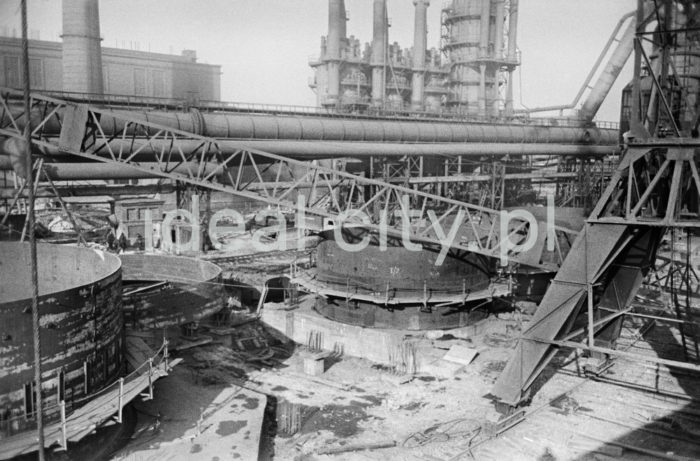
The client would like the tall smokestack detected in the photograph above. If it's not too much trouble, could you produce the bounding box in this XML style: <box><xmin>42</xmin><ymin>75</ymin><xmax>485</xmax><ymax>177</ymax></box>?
<box><xmin>492</xmin><ymin>0</ymin><xmax>505</xmax><ymax>114</ymax></box>
<box><xmin>326</xmin><ymin>0</ymin><xmax>346</xmax><ymax>107</ymax></box>
<box><xmin>62</xmin><ymin>0</ymin><xmax>103</xmax><ymax>94</ymax></box>
<box><xmin>411</xmin><ymin>0</ymin><xmax>429</xmax><ymax>111</ymax></box>
<box><xmin>371</xmin><ymin>0</ymin><xmax>387</xmax><ymax>108</ymax></box>
<box><xmin>505</xmin><ymin>0</ymin><xmax>518</xmax><ymax>115</ymax></box>
<box><xmin>478</xmin><ymin>0</ymin><xmax>491</xmax><ymax>116</ymax></box>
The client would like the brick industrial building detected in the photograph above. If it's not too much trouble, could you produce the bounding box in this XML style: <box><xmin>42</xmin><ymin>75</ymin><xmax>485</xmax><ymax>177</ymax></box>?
<box><xmin>0</xmin><ymin>36</ymin><xmax>221</xmax><ymax>101</ymax></box>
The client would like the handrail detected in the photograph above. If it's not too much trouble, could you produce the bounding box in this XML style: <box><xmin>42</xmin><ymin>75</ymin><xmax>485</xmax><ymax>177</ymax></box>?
<box><xmin>0</xmin><ymin>338</ymin><xmax>170</xmax><ymax>438</ymax></box>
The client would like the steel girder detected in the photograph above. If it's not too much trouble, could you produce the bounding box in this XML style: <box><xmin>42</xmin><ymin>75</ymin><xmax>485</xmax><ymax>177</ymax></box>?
<box><xmin>492</xmin><ymin>0</ymin><xmax>700</xmax><ymax>406</ymax></box>
<box><xmin>0</xmin><ymin>89</ymin><xmax>575</xmax><ymax>272</ymax></box>
<box><xmin>492</xmin><ymin>143</ymin><xmax>700</xmax><ymax>406</ymax></box>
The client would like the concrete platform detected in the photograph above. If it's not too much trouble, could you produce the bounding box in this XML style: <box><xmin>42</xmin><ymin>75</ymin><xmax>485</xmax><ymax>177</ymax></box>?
<box><xmin>260</xmin><ymin>295</ymin><xmax>505</xmax><ymax>375</ymax></box>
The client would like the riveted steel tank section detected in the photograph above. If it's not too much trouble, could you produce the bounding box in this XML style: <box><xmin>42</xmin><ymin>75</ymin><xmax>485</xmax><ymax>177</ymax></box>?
<box><xmin>306</xmin><ymin>228</ymin><xmax>492</xmax><ymax>330</ymax></box>
<box><xmin>0</xmin><ymin>242</ymin><xmax>122</xmax><ymax>435</ymax></box>
<box><xmin>120</xmin><ymin>254</ymin><xmax>224</xmax><ymax>330</ymax></box>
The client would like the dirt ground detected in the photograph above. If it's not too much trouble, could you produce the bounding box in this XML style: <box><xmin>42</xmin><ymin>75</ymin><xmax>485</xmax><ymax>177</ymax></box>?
<box><xmin>109</xmin><ymin>303</ymin><xmax>700</xmax><ymax>461</ymax></box>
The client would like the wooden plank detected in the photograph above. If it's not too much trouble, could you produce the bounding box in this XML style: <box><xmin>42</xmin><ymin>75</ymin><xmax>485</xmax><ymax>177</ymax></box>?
<box><xmin>0</xmin><ymin>358</ymin><xmax>180</xmax><ymax>460</ymax></box>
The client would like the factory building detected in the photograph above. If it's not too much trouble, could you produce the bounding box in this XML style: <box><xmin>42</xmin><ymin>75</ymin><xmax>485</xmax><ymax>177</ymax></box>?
<box><xmin>0</xmin><ymin>37</ymin><xmax>221</xmax><ymax>101</ymax></box>
<box><xmin>309</xmin><ymin>0</ymin><xmax>519</xmax><ymax>117</ymax></box>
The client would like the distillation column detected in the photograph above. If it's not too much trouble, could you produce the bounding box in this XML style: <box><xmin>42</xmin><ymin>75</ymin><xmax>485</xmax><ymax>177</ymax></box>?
<box><xmin>325</xmin><ymin>0</ymin><xmax>346</xmax><ymax>108</ymax></box>
<box><xmin>61</xmin><ymin>0</ymin><xmax>103</xmax><ymax>94</ymax></box>
<box><xmin>411</xmin><ymin>0</ymin><xmax>430</xmax><ymax>111</ymax></box>
<box><xmin>443</xmin><ymin>0</ymin><xmax>514</xmax><ymax>117</ymax></box>
<box><xmin>371</xmin><ymin>0</ymin><xmax>388</xmax><ymax>108</ymax></box>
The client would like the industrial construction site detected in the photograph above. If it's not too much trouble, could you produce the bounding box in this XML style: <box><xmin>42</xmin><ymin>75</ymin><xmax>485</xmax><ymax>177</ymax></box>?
<box><xmin>2</xmin><ymin>0</ymin><xmax>700</xmax><ymax>459</ymax></box>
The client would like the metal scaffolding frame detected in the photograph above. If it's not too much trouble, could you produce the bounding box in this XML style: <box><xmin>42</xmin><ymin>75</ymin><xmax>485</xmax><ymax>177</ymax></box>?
<box><xmin>492</xmin><ymin>0</ymin><xmax>700</xmax><ymax>408</ymax></box>
<box><xmin>0</xmin><ymin>88</ymin><xmax>578</xmax><ymax>273</ymax></box>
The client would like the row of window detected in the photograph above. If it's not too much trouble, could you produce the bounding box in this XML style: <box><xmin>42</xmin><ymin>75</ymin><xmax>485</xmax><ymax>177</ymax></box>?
<box><xmin>125</xmin><ymin>206</ymin><xmax>161</xmax><ymax>222</ymax></box>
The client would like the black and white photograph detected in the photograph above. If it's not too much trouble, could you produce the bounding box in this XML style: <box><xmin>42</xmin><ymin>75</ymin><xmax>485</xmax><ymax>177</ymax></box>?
<box><xmin>1</xmin><ymin>0</ymin><xmax>699</xmax><ymax>459</ymax></box>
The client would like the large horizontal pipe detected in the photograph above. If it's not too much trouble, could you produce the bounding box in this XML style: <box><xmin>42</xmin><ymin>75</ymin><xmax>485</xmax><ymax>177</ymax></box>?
<box><xmin>0</xmin><ymin>184</ymin><xmax>175</xmax><ymax>199</ymax></box>
<box><xmin>7</xmin><ymin>104</ymin><xmax>619</xmax><ymax>146</ymax></box>
<box><xmin>403</xmin><ymin>171</ymin><xmax>604</xmax><ymax>184</ymax></box>
<box><xmin>108</xmin><ymin>110</ymin><xmax>618</xmax><ymax>145</ymax></box>
<box><xmin>227</xmin><ymin>140</ymin><xmax>619</xmax><ymax>157</ymax></box>
<box><xmin>0</xmin><ymin>157</ymin><xmax>223</xmax><ymax>180</ymax></box>
<box><xmin>20</xmin><ymin>139</ymin><xmax>619</xmax><ymax>162</ymax></box>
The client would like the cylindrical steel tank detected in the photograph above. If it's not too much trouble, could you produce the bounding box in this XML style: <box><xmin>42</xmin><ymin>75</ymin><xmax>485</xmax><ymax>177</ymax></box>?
<box><xmin>120</xmin><ymin>254</ymin><xmax>223</xmax><ymax>330</ymax></box>
<box><xmin>310</xmin><ymin>228</ymin><xmax>492</xmax><ymax>329</ymax></box>
<box><xmin>0</xmin><ymin>242</ymin><xmax>122</xmax><ymax>436</ymax></box>
<box><xmin>62</xmin><ymin>0</ymin><xmax>103</xmax><ymax>94</ymax></box>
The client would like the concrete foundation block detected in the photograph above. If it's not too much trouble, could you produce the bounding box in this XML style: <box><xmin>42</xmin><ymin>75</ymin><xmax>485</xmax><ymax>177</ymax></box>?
<box><xmin>303</xmin><ymin>353</ymin><xmax>327</xmax><ymax>376</ymax></box>
<box><xmin>442</xmin><ymin>344</ymin><xmax>479</xmax><ymax>366</ymax></box>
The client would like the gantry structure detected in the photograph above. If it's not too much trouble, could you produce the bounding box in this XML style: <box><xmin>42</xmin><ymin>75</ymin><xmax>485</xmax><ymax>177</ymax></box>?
<box><xmin>492</xmin><ymin>0</ymin><xmax>700</xmax><ymax>408</ymax></box>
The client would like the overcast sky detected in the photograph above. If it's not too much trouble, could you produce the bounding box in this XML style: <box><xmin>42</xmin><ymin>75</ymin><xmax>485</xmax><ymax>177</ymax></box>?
<box><xmin>1</xmin><ymin>0</ymin><xmax>636</xmax><ymax>121</ymax></box>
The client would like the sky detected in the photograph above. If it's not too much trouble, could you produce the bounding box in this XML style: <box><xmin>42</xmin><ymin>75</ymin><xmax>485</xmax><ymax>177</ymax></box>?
<box><xmin>0</xmin><ymin>0</ymin><xmax>637</xmax><ymax>121</ymax></box>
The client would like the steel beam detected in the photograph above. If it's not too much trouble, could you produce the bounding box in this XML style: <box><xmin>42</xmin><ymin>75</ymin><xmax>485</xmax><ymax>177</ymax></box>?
<box><xmin>0</xmin><ymin>90</ymin><xmax>571</xmax><ymax>271</ymax></box>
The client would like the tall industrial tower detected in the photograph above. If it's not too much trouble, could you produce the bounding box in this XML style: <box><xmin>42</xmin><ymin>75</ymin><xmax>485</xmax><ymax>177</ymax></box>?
<box><xmin>440</xmin><ymin>0</ymin><xmax>519</xmax><ymax>117</ymax></box>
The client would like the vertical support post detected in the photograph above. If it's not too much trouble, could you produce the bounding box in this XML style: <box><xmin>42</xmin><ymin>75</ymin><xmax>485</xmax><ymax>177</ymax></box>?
<box><xmin>144</xmin><ymin>208</ymin><xmax>153</xmax><ymax>252</ymax></box>
<box><xmin>148</xmin><ymin>358</ymin><xmax>154</xmax><ymax>400</ymax></box>
<box><xmin>164</xmin><ymin>338</ymin><xmax>169</xmax><ymax>371</ymax></box>
<box><xmin>117</xmin><ymin>378</ymin><xmax>124</xmax><ymax>423</ymax></box>
<box><xmin>585</xmin><ymin>227</ymin><xmax>595</xmax><ymax>348</ymax></box>
<box><xmin>630</xmin><ymin>0</ymin><xmax>644</xmax><ymax>134</ymax></box>
<box><xmin>21</xmin><ymin>1</ymin><xmax>44</xmax><ymax>456</ymax></box>
<box><xmin>60</xmin><ymin>400</ymin><xmax>67</xmax><ymax>450</ymax></box>
<box><xmin>490</xmin><ymin>161</ymin><xmax>497</xmax><ymax>209</ymax></box>
<box><xmin>345</xmin><ymin>278</ymin><xmax>350</xmax><ymax>306</ymax></box>
<box><xmin>83</xmin><ymin>361</ymin><xmax>88</xmax><ymax>394</ymax></box>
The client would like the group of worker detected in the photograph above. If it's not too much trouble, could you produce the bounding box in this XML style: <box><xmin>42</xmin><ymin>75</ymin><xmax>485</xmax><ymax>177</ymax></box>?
<box><xmin>104</xmin><ymin>229</ymin><xmax>148</xmax><ymax>253</ymax></box>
